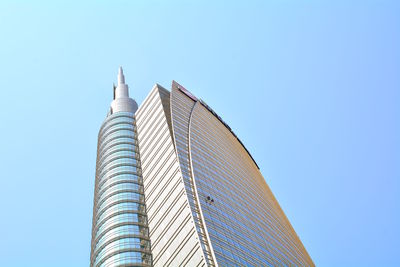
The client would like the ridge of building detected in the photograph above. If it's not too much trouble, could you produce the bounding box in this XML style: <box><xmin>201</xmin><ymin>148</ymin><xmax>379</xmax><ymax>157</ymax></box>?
<box><xmin>171</xmin><ymin>80</ymin><xmax>260</xmax><ymax>170</ymax></box>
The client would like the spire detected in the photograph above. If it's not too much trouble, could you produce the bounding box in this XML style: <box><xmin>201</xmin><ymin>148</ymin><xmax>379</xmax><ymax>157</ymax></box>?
<box><xmin>118</xmin><ymin>66</ymin><xmax>125</xmax><ymax>85</ymax></box>
<box><xmin>110</xmin><ymin>66</ymin><xmax>138</xmax><ymax>114</ymax></box>
<box><xmin>115</xmin><ymin>66</ymin><xmax>128</xmax><ymax>98</ymax></box>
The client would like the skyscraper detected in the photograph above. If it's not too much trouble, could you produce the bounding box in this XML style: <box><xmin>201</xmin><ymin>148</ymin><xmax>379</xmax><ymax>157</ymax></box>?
<box><xmin>90</xmin><ymin>68</ymin><xmax>152</xmax><ymax>267</ymax></box>
<box><xmin>91</xmin><ymin>68</ymin><xmax>314</xmax><ymax>267</ymax></box>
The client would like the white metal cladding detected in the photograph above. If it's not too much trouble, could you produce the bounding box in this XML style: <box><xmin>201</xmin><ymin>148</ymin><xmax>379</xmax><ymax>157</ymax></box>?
<box><xmin>170</xmin><ymin>82</ymin><xmax>217</xmax><ymax>266</ymax></box>
<box><xmin>135</xmin><ymin>85</ymin><xmax>206</xmax><ymax>266</ymax></box>
<box><xmin>90</xmin><ymin>112</ymin><xmax>152</xmax><ymax>267</ymax></box>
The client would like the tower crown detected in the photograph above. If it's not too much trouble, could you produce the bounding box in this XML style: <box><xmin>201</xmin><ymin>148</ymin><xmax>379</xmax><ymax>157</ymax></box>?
<box><xmin>110</xmin><ymin>67</ymin><xmax>138</xmax><ymax>113</ymax></box>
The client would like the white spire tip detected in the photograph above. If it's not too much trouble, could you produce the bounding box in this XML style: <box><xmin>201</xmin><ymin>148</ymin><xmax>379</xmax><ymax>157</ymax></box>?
<box><xmin>117</xmin><ymin>66</ymin><xmax>125</xmax><ymax>85</ymax></box>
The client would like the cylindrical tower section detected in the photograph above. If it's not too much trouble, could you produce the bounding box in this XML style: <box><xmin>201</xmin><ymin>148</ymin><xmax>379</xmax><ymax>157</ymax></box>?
<box><xmin>90</xmin><ymin>68</ymin><xmax>151</xmax><ymax>267</ymax></box>
<box><xmin>90</xmin><ymin>112</ymin><xmax>151</xmax><ymax>267</ymax></box>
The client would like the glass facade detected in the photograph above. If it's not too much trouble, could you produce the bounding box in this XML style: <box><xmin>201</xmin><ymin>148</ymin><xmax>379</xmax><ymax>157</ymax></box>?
<box><xmin>90</xmin><ymin>112</ymin><xmax>151</xmax><ymax>267</ymax></box>
<box><xmin>91</xmin><ymin>68</ymin><xmax>312</xmax><ymax>266</ymax></box>
<box><xmin>168</xmin><ymin>81</ymin><xmax>314</xmax><ymax>266</ymax></box>
<box><xmin>170</xmin><ymin>83</ymin><xmax>216</xmax><ymax>266</ymax></box>
<box><xmin>135</xmin><ymin>85</ymin><xmax>208</xmax><ymax>266</ymax></box>
<box><xmin>189</xmin><ymin>104</ymin><xmax>310</xmax><ymax>266</ymax></box>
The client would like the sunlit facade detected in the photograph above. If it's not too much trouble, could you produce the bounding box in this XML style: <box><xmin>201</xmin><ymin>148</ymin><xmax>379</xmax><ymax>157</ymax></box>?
<box><xmin>91</xmin><ymin>68</ymin><xmax>313</xmax><ymax>266</ymax></box>
<box><xmin>90</xmin><ymin>68</ymin><xmax>151</xmax><ymax>267</ymax></box>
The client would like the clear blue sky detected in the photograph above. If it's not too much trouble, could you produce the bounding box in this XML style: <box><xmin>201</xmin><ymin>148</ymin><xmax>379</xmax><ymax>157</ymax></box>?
<box><xmin>0</xmin><ymin>1</ymin><xmax>398</xmax><ymax>266</ymax></box>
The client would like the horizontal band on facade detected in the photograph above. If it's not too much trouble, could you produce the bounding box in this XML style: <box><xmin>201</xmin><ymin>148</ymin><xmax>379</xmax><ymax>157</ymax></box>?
<box><xmin>97</xmin><ymin>135</ymin><xmax>138</xmax><ymax>156</ymax></box>
<box><xmin>94</xmin><ymin>246</ymin><xmax>151</xmax><ymax>267</ymax></box>
<box><xmin>98</xmin><ymin>112</ymin><xmax>135</xmax><ymax>134</ymax></box>
<box><xmin>96</xmin><ymin>171</ymin><xmax>142</xmax><ymax>193</ymax></box>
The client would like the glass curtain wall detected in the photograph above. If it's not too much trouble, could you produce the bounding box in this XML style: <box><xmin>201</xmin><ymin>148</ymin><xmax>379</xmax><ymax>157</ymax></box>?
<box><xmin>90</xmin><ymin>112</ymin><xmax>152</xmax><ymax>267</ymax></box>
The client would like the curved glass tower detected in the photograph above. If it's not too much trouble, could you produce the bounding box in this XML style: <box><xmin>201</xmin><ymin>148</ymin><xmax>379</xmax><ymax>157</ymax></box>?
<box><xmin>134</xmin><ymin>82</ymin><xmax>314</xmax><ymax>266</ymax></box>
<box><xmin>90</xmin><ymin>68</ymin><xmax>152</xmax><ymax>267</ymax></box>
<box><xmin>91</xmin><ymin>69</ymin><xmax>313</xmax><ymax>266</ymax></box>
